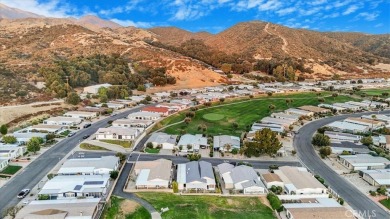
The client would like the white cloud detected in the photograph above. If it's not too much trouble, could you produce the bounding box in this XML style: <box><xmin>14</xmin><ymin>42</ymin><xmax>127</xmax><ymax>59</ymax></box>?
<box><xmin>374</xmin><ymin>23</ymin><xmax>383</xmax><ymax>27</ymax></box>
<box><xmin>342</xmin><ymin>5</ymin><xmax>359</xmax><ymax>15</ymax></box>
<box><xmin>276</xmin><ymin>7</ymin><xmax>296</xmax><ymax>16</ymax></box>
<box><xmin>110</xmin><ymin>19</ymin><xmax>153</xmax><ymax>28</ymax></box>
<box><xmin>309</xmin><ymin>0</ymin><xmax>327</xmax><ymax>6</ymax></box>
<box><xmin>0</xmin><ymin>0</ymin><xmax>78</xmax><ymax>17</ymax></box>
<box><xmin>258</xmin><ymin>0</ymin><xmax>282</xmax><ymax>11</ymax></box>
<box><xmin>356</xmin><ymin>12</ymin><xmax>379</xmax><ymax>21</ymax></box>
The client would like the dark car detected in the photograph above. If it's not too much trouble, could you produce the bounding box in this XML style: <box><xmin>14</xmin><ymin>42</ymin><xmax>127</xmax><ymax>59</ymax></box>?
<box><xmin>17</xmin><ymin>189</ymin><xmax>30</xmax><ymax>199</ymax></box>
<box><xmin>82</xmin><ymin>135</ymin><xmax>90</xmax><ymax>139</ymax></box>
<box><xmin>83</xmin><ymin>123</ymin><xmax>91</xmax><ymax>128</ymax></box>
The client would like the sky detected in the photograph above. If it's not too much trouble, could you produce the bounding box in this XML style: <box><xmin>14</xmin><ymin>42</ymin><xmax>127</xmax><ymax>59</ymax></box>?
<box><xmin>1</xmin><ymin>0</ymin><xmax>389</xmax><ymax>34</ymax></box>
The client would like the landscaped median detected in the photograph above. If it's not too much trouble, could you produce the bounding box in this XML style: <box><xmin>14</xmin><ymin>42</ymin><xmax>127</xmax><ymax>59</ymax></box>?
<box><xmin>79</xmin><ymin>143</ymin><xmax>109</xmax><ymax>151</ymax></box>
<box><xmin>135</xmin><ymin>193</ymin><xmax>275</xmax><ymax>219</ymax></box>
<box><xmin>152</xmin><ymin>92</ymin><xmax>359</xmax><ymax>136</ymax></box>
<box><xmin>101</xmin><ymin>139</ymin><xmax>133</xmax><ymax>148</ymax></box>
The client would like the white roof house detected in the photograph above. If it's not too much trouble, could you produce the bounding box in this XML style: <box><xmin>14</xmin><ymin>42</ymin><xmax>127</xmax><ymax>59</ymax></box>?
<box><xmin>11</xmin><ymin>132</ymin><xmax>47</xmax><ymax>144</ymax></box>
<box><xmin>58</xmin><ymin>156</ymin><xmax>119</xmax><ymax>175</ymax></box>
<box><xmin>361</xmin><ymin>114</ymin><xmax>390</xmax><ymax>123</ymax></box>
<box><xmin>272</xmin><ymin>166</ymin><xmax>327</xmax><ymax>195</ymax></box>
<box><xmin>145</xmin><ymin>132</ymin><xmax>177</xmax><ymax>150</ymax></box>
<box><xmin>362</xmin><ymin>100</ymin><xmax>388</xmax><ymax>108</ymax></box>
<box><xmin>15</xmin><ymin>198</ymin><xmax>101</xmax><ymax>219</ymax></box>
<box><xmin>318</xmin><ymin>104</ymin><xmax>346</xmax><ymax>112</ymax></box>
<box><xmin>338</xmin><ymin>154</ymin><xmax>390</xmax><ymax>170</ymax></box>
<box><xmin>39</xmin><ymin>175</ymin><xmax>110</xmax><ymax>199</ymax></box>
<box><xmin>326</xmin><ymin>121</ymin><xmax>369</xmax><ymax>134</ymax></box>
<box><xmin>27</xmin><ymin>124</ymin><xmax>64</xmax><ymax>134</ymax></box>
<box><xmin>112</xmin><ymin>119</ymin><xmax>153</xmax><ymax>129</ymax></box>
<box><xmin>95</xmin><ymin>127</ymin><xmax>139</xmax><ymax>140</ymax></box>
<box><xmin>127</xmin><ymin>112</ymin><xmax>161</xmax><ymax>121</ymax></box>
<box><xmin>217</xmin><ymin>163</ymin><xmax>266</xmax><ymax>194</ymax></box>
<box><xmin>96</xmin><ymin>102</ymin><xmax>126</xmax><ymax>110</ymax></box>
<box><xmin>285</xmin><ymin>108</ymin><xmax>314</xmax><ymax>117</ymax></box>
<box><xmin>251</xmin><ymin>123</ymin><xmax>285</xmax><ymax>133</ymax></box>
<box><xmin>261</xmin><ymin>117</ymin><xmax>295</xmax><ymax>127</ymax></box>
<box><xmin>213</xmin><ymin>135</ymin><xmax>240</xmax><ymax>152</ymax></box>
<box><xmin>0</xmin><ymin>158</ymin><xmax>9</xmax><ymax>171</ymax></box>
<box><xmin>333</xmin><ymin>103</ymin><xmax>361</xmax><ymax>111</ymax></box>
<box><xmin>134</xmin><ymin>159</ymin><xmax>172</xmax><ymax>189</ymax></box>
<box><xmin>177</xmin><ymin>134</ymin><xmax>207</xmax><ymax>152</ymax></box>
<box><xmin>177</xmin><ymin>161</ymin><xmax>216</xmax><ymax>191</ymax></box>
<box><xmin>44</xmin><ymin>116</ymin><xmax>83</xmax><ymax>126</ymax></box>
<box><xmin>344</xmin><ymin>117</ymin><xmax>385</xmax><ymax>129</ymax></box>
<box><xmin>0</xmin><ymin>145</ymin><xmax>26</xmax><ymax>160</ymax></box>
<box><xmin>324</xmin><ymin>131</ymin><xmax>362</xmax><ymax>143</ymax></box>
<box><xmin>346</xmin><ymin>101</ymin><xmax>371</xmax><ymax>109</ymax></box>
<box><xmin>83</xmin><ymin>83</ymin><xmax>112</xmax><ymax>94</ymax></box>
<box><xmin>271</xmin><ymin>113</ymin><xmax>300</xmax><ymax>122</ymax></box>
<box><xmin>63</xmin><ymin>111</ymin><xmax>98</xmax><ymax>119</ymax></box>
<box><xmin>361</xmin><ymin>169</ymin><xmax>390</xmax><ymax>186</ymax></box>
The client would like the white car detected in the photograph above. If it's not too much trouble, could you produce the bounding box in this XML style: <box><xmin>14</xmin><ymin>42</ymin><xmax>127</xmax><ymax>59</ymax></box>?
<box><xmin>17</xmin><ymin>189</ymin><xmax>30</xmax><ymax>198</ymax></box>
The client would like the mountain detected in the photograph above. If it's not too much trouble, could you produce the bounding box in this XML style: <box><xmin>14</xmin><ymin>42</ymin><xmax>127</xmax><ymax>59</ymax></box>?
<box><xmin>0</xmin><ymin>3</ymin><xmax>42</xmax><ymax>19</ymax></box>
<box><xmin>76</xmin><ymin>15</ymin><xmax>122</xmax><ymax>29</ymax></box>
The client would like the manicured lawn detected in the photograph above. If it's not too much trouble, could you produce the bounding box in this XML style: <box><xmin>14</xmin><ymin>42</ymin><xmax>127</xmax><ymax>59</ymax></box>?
<box><xmin>380</xmin><ymin>199</ymin><xmax>390</xmax><ymax>210</ymax></box>
<box><xmin>159</xmin><ymin>92</ymin><xmax>358</xmax><ymax>136</ymax></box>
<box><xmin>80</xmin><ymin>143</ymin><xmax>109</xmax><ymax>151</ymax></box>
<box><xmin>137</xmin><ymin>193</ymin><xmax>275</xmax><ymax>219</ymax></box>
<box><xmin>0</xmin><ymin>165</ymin><xmax>22</xmax><ymax>175</ymax></box>
<box><xmin>145</xmin><ymin>148</ymin><xmax>160</xmax><ymax>154</ymax></box>
<box><xmin>360</xmin><ymin>89</ymin><xmax>390</xmax><ymax>96</ymax></box>
<box><xmin>101</xmin><ymin>140</ymin><xmax>133</xmax><ymax>148</ymax></box>
<box><xmin>203</xmin><ymin>113</ymin><xmax>225</xmax><ymax>121</ymax></box>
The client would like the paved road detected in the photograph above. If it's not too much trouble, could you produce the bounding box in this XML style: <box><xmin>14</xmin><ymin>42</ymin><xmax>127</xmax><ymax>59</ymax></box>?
<box><xmin>294</xmin><ymin>110</ymin><xmax>390</xmax><ymax>219</ymax></box>
<box><xmin>128</xmin><ymin>153</ymin><xmax>301</xmax><ymax>169</ymax></box>
<box><xmin>0</xmin><ymin>106</ymin><xmax>147</xmax><ymax>213</ymax></box>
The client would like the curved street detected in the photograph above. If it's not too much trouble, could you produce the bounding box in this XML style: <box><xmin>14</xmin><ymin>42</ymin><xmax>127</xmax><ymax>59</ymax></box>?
<box><xmin>294</xmin><ymin>110</ymin><xmax>390</xmax><ymax>219</ymax></box>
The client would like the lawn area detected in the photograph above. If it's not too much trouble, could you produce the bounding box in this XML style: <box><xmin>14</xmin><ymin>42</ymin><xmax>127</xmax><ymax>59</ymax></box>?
<box><xmin>101</xmin><ymin>139</ymin><xmax>133</xmax><ymax>148</ymax></box>
<box><xmin>379</xmin><ymin>199</ymin><xmax>390</xmax><ymax>210</ymax></box>
<box><xmin>0</xmin><ymin>165</ymin><xmax>22</xmax><ymax>175</ymax></box>
<box><xmin>60</xmin><ymin>130</ymin><xmax>71</xmax><ymax>136</ymax></box>
<box><xmin>359</xmin><ymin>88</ymin><xmax>390</xmax><ymax>96</ymax></box>
<box><xmin>137</xmin><ymin>193</ymin><xmax>275</xmax><ymax>219</ymax></box>
<box><xmin>145</xmin><ymin>148</ymin><xmax>160</xmax><ymax>154</ymax></box>
<box><xmin>80</xmin><ymin>143</ymin><xmax>109</xmax><ymax>151</ymax></box>
<box><xmin>102</xmin><ymin>196</ymin><xmax>151</xmax><ymax>219</ymax></box>
<box><xmin>159</xmin><ymin>92</ymin><xmax>358</xmax><ymax>136</ymax></box>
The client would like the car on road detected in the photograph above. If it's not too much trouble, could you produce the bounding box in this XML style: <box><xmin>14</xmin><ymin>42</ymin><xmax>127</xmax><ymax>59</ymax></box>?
<box><xmin>112</xmin><ymin>113</ymin><xmax>118</xmax><ymax>116</ymax></box>
<box><xmin>82</xmin><ymin>135</ymin><xmax>90</xmax><ymax>139</ymax></box>
<box><xmin>17</xmin><ymin>189</ymin><xmax>30</xmax><ymax>198</ymax></box>
<box><xmin>83</xmin><ymin>123</ymin><xmax>91</xmax><ymax>128</ymax></box>
<box><xmin>68</xmin><ymin>132</ymin><xmax>76</xmax><ymax>137</ymax></box>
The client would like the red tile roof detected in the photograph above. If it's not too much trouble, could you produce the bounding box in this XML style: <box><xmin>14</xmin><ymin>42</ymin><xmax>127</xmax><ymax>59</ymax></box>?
<box><xmin>142</xmin><ymin>106</ymin><xmax>169</xmax><ymax>113</ymax></box>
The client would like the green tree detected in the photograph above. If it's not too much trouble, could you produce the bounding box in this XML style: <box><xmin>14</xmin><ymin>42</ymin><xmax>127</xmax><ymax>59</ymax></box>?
<box><xmin>0</xmin><ymin>124</ymin><xmax>8</xmax><ymax>135</ymax></box>
<box><xmin>110</xmin><ymin>170</ymin><xmax>119</xmax><ymax>180</ymax></box>
<box><xmin>66</xmin><ymin>92</ymin><xmax>81</xmax><ymax>105</ymax></box>
<box><xmin>242</xmin><ymin>128</ymin><xmax>282</xmax><ymax>157</ymax></box>
<box><xmin>115</xmin><ymin>152</ymin><xmax>126</xmax><ymax>163</ymax></box>
<box><xmin>137</xmin><ymin>85</ymin><xmax>146</xmax><ymax>91</ymax></box>
<box><xmin>312</xmin><ymin>133</ymin><xmax>330</xmax><ymax>146</ymax></box>
<box><xmin>267</xmin><ymin>193</ymin><xmax>283</xmax><ymax>212</ymax></box>
<box><xmin>361</xmin><ymin>136</ymin><xmax>373</xmax><ymax>146</ymax></box>
<box><xmin>146</xmin><ymin>142</ymin><xmax>154</xmax><ymax>148</ymax></box>
<box><xmin>2</xmin><ymin>135</ymin><xmax>17</xmax><ymax>144</ymax></box>
<box><xmin>319</xmin><ymin>146</ymin><xmax>332</xmax><ymax>158</ymax></box>
<box><xmin>268</xmin><ymin>104</ymin><xmax>275</xmax><ymax>113</ymax></box>
<box><xmin>172</xmin><ymin>181</ymin><xmax>179</xmax><ymax>193</ymax></box>
<box><xmin>27</xmin><ymin>137</ymin><xmax>42</xmax><ymax>154</ymax></box>
<box><xmin>332</xmin><ymin>93</ymin><xmax>338</xmax><ymax>100</ymax></box>
<box><xmin>145</xmin><ymin>95</ymin><xmax>152</xmax><ymax>101</ymax></box>
<box><xmin>188</xmin><ymin>153</ymin><xmax>201</xmax><ymax>161</ymax></box>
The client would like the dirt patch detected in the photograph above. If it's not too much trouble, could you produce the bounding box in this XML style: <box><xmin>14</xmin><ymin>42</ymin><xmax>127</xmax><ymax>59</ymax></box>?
<box><xmin>259</xmin><ymin>196</ymin><xmax>272</xmax><ymax>208</ymax></box>
<box><xmin>120</xmin><ymin>200</ymin><xmax>140</xmax><ymax>214</ymax></box>
<box><xmin>226</xmin><ymin>198</ymin><xmax>240</xmax><ymax>206</ymax></box>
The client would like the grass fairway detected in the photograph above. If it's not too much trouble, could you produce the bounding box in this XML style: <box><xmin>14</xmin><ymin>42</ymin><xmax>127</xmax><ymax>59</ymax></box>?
<box><xmin>360</xmin><ymin>88</ymin><xmax>390</xmax><ymax>96</ymax></box>
<box><xmin>137</xmin><ymin>193</ymin><xmax>275</xmax><ymax>219</ymax></box>
<box><xmin>380</xmin><ymin>199</ymin><xmax>390</xmax><ymax>210</ymax></box>
<box><xmin>160</xmin><ymin>92</ymin><xmax>358</xmax><ymax>136</ymax></box>
<box><xmin>0</xmin><ymin>165</ymin><xmax>22</xmax><ymax>175</ymax></box>
<box><xmin>203</xmin><ymin>113</ymin><xmax>225</xmax><ymax>121</ymax></box>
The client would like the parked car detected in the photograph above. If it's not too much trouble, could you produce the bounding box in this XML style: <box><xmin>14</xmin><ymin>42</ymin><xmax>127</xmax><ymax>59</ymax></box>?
<box><xmin>82</xmin><ymin>135</ymin><xmax>90</xmax><ymax>139</ymax></box>
<box><xmin>83</xmin><ymin>123</ymin><xmax>91</xmax><ymax>128</ymax></box>
<box><xmin>17</xmin><ymin>189</ymin><xmax>30</xmax><ymax>198</ymax></box>
<box><xmin>68</xmin><ymin>132</ymin><xmax>76</xmax><ymax>137</ymax></box>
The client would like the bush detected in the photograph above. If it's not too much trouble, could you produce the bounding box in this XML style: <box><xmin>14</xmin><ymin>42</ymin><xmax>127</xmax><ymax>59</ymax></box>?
<box><xmin>110</xmin><ymin>170</ymin><xmax>119</xmax><ymax>180</ymax></box>
<box><xmin>172</xmin><ymin>181</ymin><xmax>179</xmax><ymax>193</ymax></box>
<box><xmin>312</xmin><ymin>133</ymin><xmax>330</xmax><ymax>146</ymax></box>
<box><xmin>370</xmin><ymin>190</ymin><xmax>377</xmax><ymax>196</ymax></box>
<box><xmin>38</xmin><ymin>194</ymin><xmax>50</xmax><ymax>200</ymax></box>
<box><xmin>338</xmin><ymin>198</ymin><xmax>344</xmax><ymax>205</ymax></box>
<box><xmin>2</xmin><ymin>135</ymin><xmax>17</xmax><ymax>144</ymax></box>
<box><xmin>146</xmin><ymin>142</ymin><xmax>154</xmax><ymax>149</ymax></box>
<box><xmin>267</xmin><ymin>193</ymin><xmax>282</xmax><ymax>211</ymax></box>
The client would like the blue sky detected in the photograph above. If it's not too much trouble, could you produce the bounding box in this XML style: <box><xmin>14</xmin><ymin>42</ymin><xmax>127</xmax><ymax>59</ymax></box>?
<box><xmin>1</xmin><ymin>0</ymin><xmax>389</xmax><ymax>34</ymax></box>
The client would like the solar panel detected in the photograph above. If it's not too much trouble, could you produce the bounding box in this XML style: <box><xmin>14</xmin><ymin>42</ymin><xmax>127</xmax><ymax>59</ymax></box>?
<box><xmin>84</xmin><ymin>181</ymin><xmax>104</xmax><ymax>185</ymax></box>
<box><xmin>74</xmin><ymin>185</ymin><xmax>82</xmax><ymax>190</ymax></box>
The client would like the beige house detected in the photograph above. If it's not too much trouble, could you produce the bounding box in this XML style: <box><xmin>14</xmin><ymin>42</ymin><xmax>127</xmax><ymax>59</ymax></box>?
<box><xmin>298</xmin><ymin>105</ymin><xmax>331</xmax><ymax>114</ymax></box>
<box><xmin>134</xmin><ymin>159</ymin><xmax>172</xmax><ymax>189</ymax></box>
